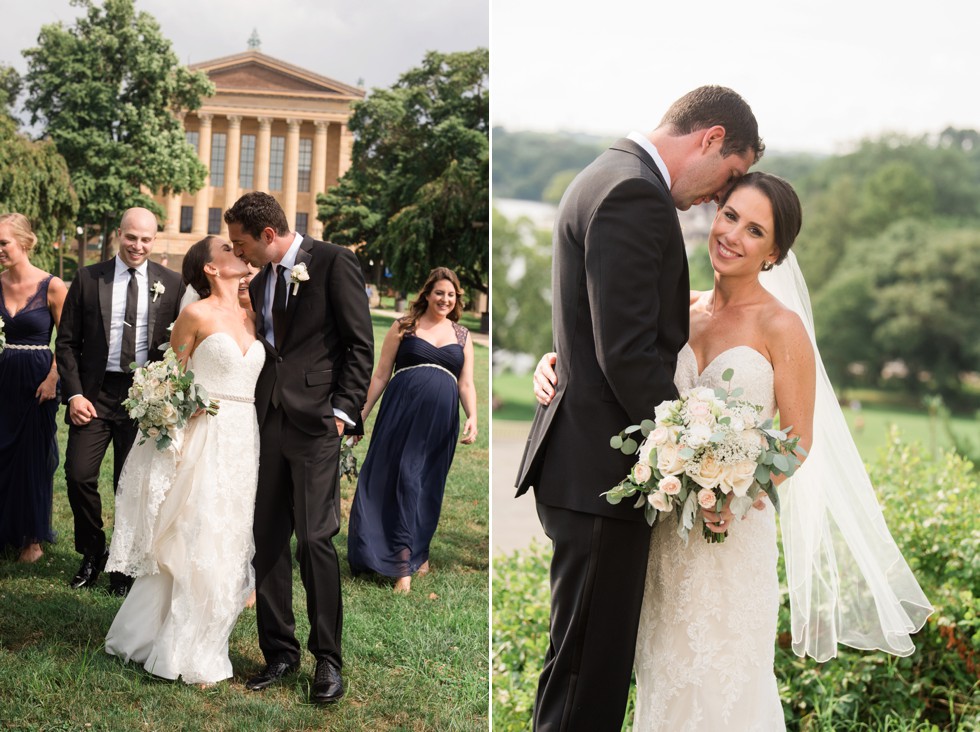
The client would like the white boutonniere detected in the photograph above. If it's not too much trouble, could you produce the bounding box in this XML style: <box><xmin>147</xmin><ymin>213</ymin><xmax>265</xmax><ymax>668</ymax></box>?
<box><xmin>151</xmin><ymin>281</ymin><xmax>166</xmax><ymax>303</ymax></box>
<box><xmin>289</xmin><ymin>263</ymin><xmax>310</xmax><ymax>296</ymax></box>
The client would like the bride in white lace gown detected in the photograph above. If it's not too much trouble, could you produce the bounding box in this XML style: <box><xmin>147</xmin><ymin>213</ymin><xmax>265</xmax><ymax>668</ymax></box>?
<box><xmin>105</xmin><ymin>236</ymin><xmax>262</xmax><ymax>685</ymax></box>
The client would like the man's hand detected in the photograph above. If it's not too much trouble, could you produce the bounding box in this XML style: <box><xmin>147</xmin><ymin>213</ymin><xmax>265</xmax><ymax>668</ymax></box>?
<box><xmin>68</xmin><ymin>396</ymin><xmax>98</xmax><ymax>426</ymax></box>
<box><xmin>533</xmin><ymin>352</ymin><xmax>558</xmax><ymax>405</ymax></box>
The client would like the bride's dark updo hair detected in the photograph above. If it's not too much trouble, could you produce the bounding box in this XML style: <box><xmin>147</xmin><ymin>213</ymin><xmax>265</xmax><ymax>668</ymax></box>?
<box><xmin>721</xmin><ymin>172</ymin><xmax>802</xmax><ymax>265</ymax></box>
<box><xmin>182</xmin><ymin>236</ymin><xmax>217</xmax><ymax>299</ymax></box>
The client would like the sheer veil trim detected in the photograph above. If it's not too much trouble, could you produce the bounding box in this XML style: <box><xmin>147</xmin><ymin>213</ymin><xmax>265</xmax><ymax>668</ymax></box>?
<box><xmin>761</xmin><ymin>251</ymin><xmax>933</xmax><ymax>661</ymax></box>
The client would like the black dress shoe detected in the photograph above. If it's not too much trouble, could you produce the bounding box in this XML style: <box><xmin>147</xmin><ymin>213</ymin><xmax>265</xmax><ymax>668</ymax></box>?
<box><xmin>245</xmin><ymin>661</ymin><xmax>299</xmax><ymax>691</ymax></box>
<box><xmin>310</xmin><ymin>659</ymin><xmax>344</xmax><ymax>704</ymax></box>
<box><xmin>69</xmin><ymin>549</ymin><xmax>109</xmax><ymax>590</ymax></box>
<box><xmin>108</xmin><ymin>572</ymin><xmax>133</xmax><ymax>597</ymax></box>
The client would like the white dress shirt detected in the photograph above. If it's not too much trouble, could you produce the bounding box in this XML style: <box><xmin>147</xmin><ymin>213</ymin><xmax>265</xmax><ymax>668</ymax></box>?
<box><xmin>106</xmin><ymin>256</ymin><xmax>149</xmax><ymax>373</ymax></box>
<box><xmin>627</xmin><ymin>131</ymin><xmax>672</xmax><ymax>190</ymax></box>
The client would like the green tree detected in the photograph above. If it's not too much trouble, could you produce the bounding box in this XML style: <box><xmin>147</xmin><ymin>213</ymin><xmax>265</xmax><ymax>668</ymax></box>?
<box><xmin>22</xmin><ymin>0</ymin><xmax>213</xmax><ymax>259</ymax></box>
<box><xmin>0</xmin><ymin>64</ymin><xmax>78</xmax><ymax>272</ymax></box>
<box><xmin>491</xmin><ymin>208</ymin><xmax>553</xmax><ymax>358</ymax></box>
<box><xmin>318</xmin><ymin>48</ymin><xmax>488</xmax><ymax>298</ymax></box>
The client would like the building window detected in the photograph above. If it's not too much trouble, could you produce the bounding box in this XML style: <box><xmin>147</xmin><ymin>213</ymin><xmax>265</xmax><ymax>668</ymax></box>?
<box><xmin>297</xmin><ymin>138</ymin><xmax>313</xmax><ymax>192</ymax></box>
<box><xmin>210</xmin><ymin>132</ymin><xmax>227</xmax><ymax>188</ymax></box>
<box><xmin>239</xmin><ymin>134</ymin><xmax>256</xmax><ymax>189</ymax></box>
<box><xmin>185</xmin><ymin>130</ymin><xmax>199</xmax><ymax>154</ymax></box>
<box><xmin>179</xmin><ymin>206</ymin><xmax>193</xmax><ymax>233</ymax></box>
<box><xmin>208</xmin><ymin>208</ymin><xmax>222</xmax><ymax>235</ymax></box>
<box><xmin>269</xmin><ymin>136</ymin><xmax>285</xmax><ymax>191</ymax></box>
<box><xmin>295</xmin><ymin>212</ymin><xmax>309</xmax><ymax>236</ymax></box>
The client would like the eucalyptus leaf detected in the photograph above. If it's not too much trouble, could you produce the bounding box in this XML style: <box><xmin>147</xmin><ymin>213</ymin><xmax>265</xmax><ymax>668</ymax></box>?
<box><xmin>722</xmin><ymin>367</ymin><xmax>735</xmax><ymax>382</ymax></box>
<box><xmin>640</xmin><ymin>419</ymin><xmax>656</xmax><ymax>434</ymax></box>
<box><xmin>621</xmin><ymin>437</ymin><xmax>638</xmax><ymax>455</ymax></box>
<box><xmin>634</xmin><ymin>494</ymin><xmax>647</xmax><ymax>509</ymax></box>
<box><xmin>610</xmin><ymin>435</ymin><xmax>623</xmax><ymax>450</ymax></box>
<box><xmin>679</xmin><ymin>446</ymin><xmax>695</xmax><ymax>459</ymax></box>
<box><xmin>730</xmin><ymin>387</ymin><xmax>744</xmax><ymax>398</ymax></box>
<box><xmin>773</xmin><ymin>453</ymin><xmax>790</xmax><ymax>472</ymax></box>
<box><xmin>754</xmin><ymin>463</ymin><xmax>772</xmax><ymax>484</ymax></box>
<box><xmin>625</xmin><ymin>424</ymin><xmax>641</xmax><ymax>434</ymax></box>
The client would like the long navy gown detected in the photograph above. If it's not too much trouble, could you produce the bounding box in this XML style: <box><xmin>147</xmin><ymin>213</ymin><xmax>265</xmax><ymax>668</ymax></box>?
<box><xmin>0</xmin><ymin>275</ymin><xmax>58</xmax><ymax>551</ymax></box>
<box><xmin>347</xmin><ymin>322</ymin><xmax>468</xmax><ymax>578</ymax></box>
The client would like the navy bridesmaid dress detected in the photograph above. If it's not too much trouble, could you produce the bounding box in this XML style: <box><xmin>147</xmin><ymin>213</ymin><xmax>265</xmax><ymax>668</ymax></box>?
<box><xmin>0</xmin><ymin>275</ymin><xmax>58</xmax><ymax>551</ymax></box>
<box><xmin>347</xmin><ymin>322</ymin><xmax>468</xmax><ymax>578</ymax></box>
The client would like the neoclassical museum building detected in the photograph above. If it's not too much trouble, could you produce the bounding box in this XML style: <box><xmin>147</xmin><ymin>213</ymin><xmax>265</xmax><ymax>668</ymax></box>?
<box><xmin>150</xmin><ymin>49</ymin><xmax>364</xmax><ymax>262</ymax></box>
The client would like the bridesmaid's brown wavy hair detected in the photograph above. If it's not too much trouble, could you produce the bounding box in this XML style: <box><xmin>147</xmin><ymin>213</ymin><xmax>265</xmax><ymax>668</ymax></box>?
<box><xmin>397</xmin><ymin>267</ymin><xmax>464</xmax><ymax>336</ymax></box>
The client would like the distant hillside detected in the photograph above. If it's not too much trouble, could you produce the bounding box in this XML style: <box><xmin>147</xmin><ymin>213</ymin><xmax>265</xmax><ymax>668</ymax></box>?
<box><xmin>492</xmin><ymin>127</ymin><xmax>827</xmax><ymax>203</ymax></box>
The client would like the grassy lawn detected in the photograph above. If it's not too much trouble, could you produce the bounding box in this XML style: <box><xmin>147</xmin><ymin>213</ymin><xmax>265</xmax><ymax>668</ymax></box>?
<box><xmin>492</xmin><ymin>370</ymin><xmax>977</xmax><ymax>462</ymax></box>
<box><xmin>0</xmin><ymin>315</ymin><xmax>489</xmax><ymax>731</ymax></box>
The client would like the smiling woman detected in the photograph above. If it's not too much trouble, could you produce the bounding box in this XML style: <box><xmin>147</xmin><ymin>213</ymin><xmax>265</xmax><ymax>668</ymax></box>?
<box><xmin>348</xmin><ymin>266</ymin><xmax>478</xmax><ymax>594</ymax></box>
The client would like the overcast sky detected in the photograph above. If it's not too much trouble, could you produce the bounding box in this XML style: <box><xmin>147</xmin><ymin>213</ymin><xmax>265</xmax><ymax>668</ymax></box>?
<box><xmin>492</xmin><ymin>0</ymin><xmax>980</xmax><ymax>154</ymax></box>
<box><xmin>1</xmin><ymin>0</ymin><xmax>488</xmax><ymax>95</ymax></box>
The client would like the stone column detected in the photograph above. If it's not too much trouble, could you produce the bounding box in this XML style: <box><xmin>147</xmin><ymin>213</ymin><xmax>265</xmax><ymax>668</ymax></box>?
<box><xmin>254</xmin><ymin>116</ymin><xmax>272</xmax><ymax>192</ymax></box>
<box><xmin>338</xmin><ymin>122</ymin><xmax>355</xmax><ymax>177</ymax></box>
<box><xmin>310</xmin><ymin>121</ymin><xmax>329</xmax><ymax>239</ymax></box>
<box><xmin>192</xmin><ymin>113</ymin><xmax>213</xmax><ymax>235</ymax></box>
<box><xmin>164</xmin><ymin>193</ymin><xmax>181</xmax><ymax>235</ymax></box>
<box><xmin>222</xmin><ymin>115</ymin><xmax>242</xmax><ymax>230</ymax></box>
<box><xmin>283</xmin><ymin>118</ymin><xmax>301</xmax><ymax>229</ymax></box>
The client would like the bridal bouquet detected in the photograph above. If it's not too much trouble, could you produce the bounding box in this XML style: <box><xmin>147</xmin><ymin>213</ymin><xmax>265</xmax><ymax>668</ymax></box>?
<box><xmin>0</xmin><ymin>315</ymin><xmax>6</xmax><ymax>352</ymax></box>
<box><xmin>602</xmin><ymin>368</ymin><xmax>803</xmax><ymax>543</ymax></box>
<box><xmin>340</xmin><ymin>437</ymin><xmax>359</xmax><ymax>484</ymax></box>
<box><xmin>122</xmin><ymin>346</ymin><xmax>219</xmax><ymax>451</ymax></box>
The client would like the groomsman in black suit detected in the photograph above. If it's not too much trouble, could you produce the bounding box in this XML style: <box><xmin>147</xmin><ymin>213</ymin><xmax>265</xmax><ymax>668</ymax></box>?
<box><xmin>226</xmin><ymin>192</ymin><xmax>374</xmax><ymax>705</ymax></box>
<box><xmin>515</xmin><ymin>87</ymin><xmax>765</xmax><ymax>731</ymax></box>
<box><xmin>56</xmin><ymin>207</ymin><xmax>185</xmax><ymax>595</ymax></box>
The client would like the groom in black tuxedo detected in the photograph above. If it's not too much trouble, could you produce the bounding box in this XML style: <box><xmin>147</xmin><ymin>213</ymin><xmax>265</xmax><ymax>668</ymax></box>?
<box><xmin>56</xmin><ymin>207</ymin><xmax>185</xmax><ymax>595</ymax></box>
<box><xmin>515</xmin><ymin>87</ymin><xmax>764</xmax><ymax>730</ymax></box>
<box><xmin>226</xmin><ymin>192</ymin><xmax>373</xmax><ymax>705</ymax></box>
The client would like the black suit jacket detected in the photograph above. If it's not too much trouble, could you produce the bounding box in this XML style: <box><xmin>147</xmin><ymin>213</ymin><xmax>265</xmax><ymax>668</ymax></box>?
<box><xmin>250</xmin><ymin>236</ymin><xmax>374</xmax><ymax>437</ymax></box>
<box><xmin>515</xmin><ymin>139</ymin><xmax>690</xmax><ymax>521</ymax></box>
<box><xmin>56</xmin><ymin>259</ymin><xmax>185</xmax><ymax>418</ymax></box>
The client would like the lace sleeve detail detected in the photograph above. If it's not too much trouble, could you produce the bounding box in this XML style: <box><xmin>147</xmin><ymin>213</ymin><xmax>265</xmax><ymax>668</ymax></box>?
<box><xmin>453</xmin><ymin>321</ymin><xmax>469</xmax><ymax>347</ymax></box>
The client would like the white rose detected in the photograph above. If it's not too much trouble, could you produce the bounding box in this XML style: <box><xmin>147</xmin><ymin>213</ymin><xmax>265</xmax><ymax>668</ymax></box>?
<box><xmin>648</xmin><ymin>490</ymin><xmax>673</xmax><ymax>513</ymax></box>
<box><xmin>633</xmin><ymin>462</ymin><xmax>653</xmax><ymax>484</ymax></box>
<box><xmin>654</xmin><ymin>401</ymin><xmax>674</xmax><ymax>426</ymax></box>
<box><xmin>659</xmin><ymin>475</ymin><xmax>682</xmax><ymax>496</ymax></box>
<box><xmin>656</xmin><ymin>442</ymin><xmax>686</xmax><ymax>476</ymax></box>
<box><xmin>725</xmin><ymin>459</ymin><xmax>758</xmax><ymax>497</ymax></box>
<box><xmin>684</xmin><ymin>423</ymin><xmax>713</xmax><ymax>449</ymax></box>
<box><xmin>695</xmin><ymin>387</ymin><xmax>716</xmax><ymax>402</ymax></box>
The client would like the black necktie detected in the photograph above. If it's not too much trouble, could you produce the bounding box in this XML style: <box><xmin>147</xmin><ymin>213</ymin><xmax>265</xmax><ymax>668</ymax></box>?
<box><xmin>120</xmin><ymin>267</ymin><xmax>138</xmax><ymax>371</ymax></box>
<box><xmin>272</xmin><ymin>264</ymin><xmax>287</xmax><ymax>348</ymax></box>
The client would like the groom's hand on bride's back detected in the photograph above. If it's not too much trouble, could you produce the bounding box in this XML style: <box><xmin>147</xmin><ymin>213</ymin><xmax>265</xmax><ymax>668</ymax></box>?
<box><xmin>533</xmin><ymin>353</ymin><xmax>558</xmax><ymax>406</ymax></box>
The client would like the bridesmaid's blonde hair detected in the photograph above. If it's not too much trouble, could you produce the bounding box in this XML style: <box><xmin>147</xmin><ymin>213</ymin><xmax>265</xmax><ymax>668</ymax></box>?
<box><xmin>0</xmin><ymin>213</ymin><xmax>39</xmax><ymax>253</ymax></box>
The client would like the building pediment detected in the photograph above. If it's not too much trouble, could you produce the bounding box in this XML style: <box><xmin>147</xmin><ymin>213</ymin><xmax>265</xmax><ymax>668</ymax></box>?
<box><xmin>191</xmin><ymin>50</ymin><xmax>365</xmax><ymax>100</ymax></box>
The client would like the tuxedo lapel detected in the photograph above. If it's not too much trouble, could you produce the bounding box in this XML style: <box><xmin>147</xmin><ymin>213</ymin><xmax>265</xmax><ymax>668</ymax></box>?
<box><xmin>146</xmin><ymin>264</ymin><xmax>160</xmax><ymax>355</ymax></box>
<box><xmin>252</xmin><ymin>263</ymin><xmax>273</xmax><ymax>348</ymax></box>
<box><xmin>97</xmin><ymin>261</ymin><xmax>114</xmax><ymax>350</ymax></box>
<box><xmin>284</xmin><ymin>246</ymin><xmax>313</xmax><ymax>328</ymax></box>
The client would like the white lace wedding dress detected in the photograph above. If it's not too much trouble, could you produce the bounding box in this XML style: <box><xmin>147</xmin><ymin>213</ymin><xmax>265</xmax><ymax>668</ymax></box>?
<box><xmin>105</xmin><ymin>333</ymin><xmax>264</xmax><ymax>685</ymax></box>
<box><xmin>633</xmin><ymin>343</ymin><xmax>785</xmax><ymax>731</ymax></box>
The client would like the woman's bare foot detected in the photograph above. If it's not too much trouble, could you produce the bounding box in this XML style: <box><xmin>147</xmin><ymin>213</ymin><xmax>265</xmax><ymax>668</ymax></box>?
<box><xmin>417</xmin><ymin>561</ymin><xmax>430</xmax><ymax>576</ymax></box>
<box><xmin>244</xmin><ymin>590</ymin><xmax>256</xmax><ymax>609</ymax></box>
<box><xmin>393</xmin><ymin>576</ymin><xmax>411</xmax><ymax>594</ymax></box>
<box><xmin>17</xmin><ymin>544</ymin><xmax>43</xmax><ymax>563</ymax></box>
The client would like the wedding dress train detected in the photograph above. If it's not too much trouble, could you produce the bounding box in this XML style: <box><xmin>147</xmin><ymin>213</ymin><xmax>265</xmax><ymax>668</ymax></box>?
<box><xmin>105</xmin><ymin>333</ymin><xmax>264</xmax><ymax>685</ymax></box>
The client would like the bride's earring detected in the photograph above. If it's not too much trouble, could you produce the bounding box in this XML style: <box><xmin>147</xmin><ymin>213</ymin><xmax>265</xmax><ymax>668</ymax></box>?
<box><xmin>761</xmin><ymin>260</ymin><xmax>774</xmax><ymax>272</ymax></box>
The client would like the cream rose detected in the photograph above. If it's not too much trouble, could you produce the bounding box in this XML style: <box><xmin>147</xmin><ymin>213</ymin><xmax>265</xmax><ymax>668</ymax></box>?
<box><xmin>648</xmin><ymin>426</ymin><xmax>669</xmax><ymax>446</ymax></box>
<box><xmin>659</xmin><ymin>475</ymin><xmax>682</xmax><ymax>496</ymax></box>
<box><xmin>725</xmin><ymin>459</ymin><xmax>758</xmax><ymax>497</ymax></box>
<box><xmin>697</xmin><ymin>487</ymin><xmax>718</xmax><ymax>510</ymax></box>
<box><xmin>656</xmin><ymin>442</ymin><xmax>686</xmax><ymax>476</ymax></box>
<box><xmin>689</xmin><ymin>454</ymin><xmax>725</xmax><ymax>490</ymax></box>
<box><xmin>684</xmin><ymin>423</ymin><xmax>713</xmax><ymax>449</ymax></box>
<box><xmin>648</xmin><ymin>490</ymin><xmax>673</xmax><ymax>513</ymax></box>
<box><xmin>633</xmin><ymin>462</ymin><xmax>653</xmax><ymax>484</ymax></box>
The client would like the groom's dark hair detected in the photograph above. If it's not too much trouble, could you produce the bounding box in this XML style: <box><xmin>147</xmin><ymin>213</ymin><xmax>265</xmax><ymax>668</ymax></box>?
<box><xmin>224</xmin><ymin>191</ymin><xmax>290</xmax><ymax>240</ymax></box>
<box><xmin>660</xmin><ymin>86</ymin><xmax>765</xmax><ymax>162</ymax></box>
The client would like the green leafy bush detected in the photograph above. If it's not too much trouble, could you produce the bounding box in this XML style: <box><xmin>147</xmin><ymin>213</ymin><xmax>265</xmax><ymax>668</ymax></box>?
<box><xmin>493</xmin><ymin>431</ymin><xmax>980</xmax><ymax>730</ymax></box>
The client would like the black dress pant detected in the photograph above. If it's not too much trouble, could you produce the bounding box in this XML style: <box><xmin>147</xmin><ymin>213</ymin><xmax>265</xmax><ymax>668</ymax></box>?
<box><xmin>63</xmin><ymin>372</ymin><xmax>137</xmax><ymax>557</ymax></box>
<box><xmin>253</xmin><ymin>405</ymin><xmax>344</xmax><ymax>667</ymax></box>
<box><xmin>533</xmin><ymin>502</ymin><xmax>652</xmax><ymax>732</ymax></box>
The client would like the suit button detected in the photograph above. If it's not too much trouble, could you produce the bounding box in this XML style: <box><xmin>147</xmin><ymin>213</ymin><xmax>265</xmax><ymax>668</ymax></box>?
<box><xmin>276</xmin><ymin>357</ymin><xmax>283</xmax><ymax>363</ymax></box>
